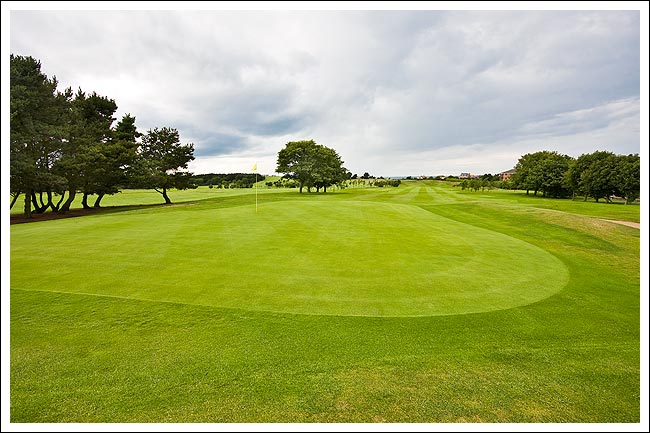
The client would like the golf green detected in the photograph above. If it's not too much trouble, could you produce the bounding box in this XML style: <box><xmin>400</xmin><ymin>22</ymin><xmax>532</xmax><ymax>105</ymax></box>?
<box><xmin>11</xmin><ymin>200</ymin><xmax>569</xmax><ymax>316</ymax></box>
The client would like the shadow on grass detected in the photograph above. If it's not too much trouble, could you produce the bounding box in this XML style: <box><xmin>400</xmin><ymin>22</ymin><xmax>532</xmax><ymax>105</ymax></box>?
<box><xmin>9</xmin><ymin>189</ymin><xmax>347</xmax><ymax>224</ymax></box>
<box><xmin>9</xmin><ymin>203</ymin><xmax>170</xmax><ymax>225</ymax></box>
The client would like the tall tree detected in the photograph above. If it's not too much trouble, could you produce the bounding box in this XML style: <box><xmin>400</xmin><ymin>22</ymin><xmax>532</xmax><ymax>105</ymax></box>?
<box><xmin>91</xmin><ymin>114</ymin><xmax>141</xmax><ymax>207</ymax></box>
<box><xmin>578</xmin><ymin>151</ymin><xmax>618</xmax><ymax>202</ymax></box>
<box><xmin>614</xmin><ymin>154</ymin><xmax>640</xmax><ymax>204</ymax></box>
<box><xmin>58</xmin><ymin>90</ymin><xmax>118</xmax><ymax>211</ymax></box>
<box><xmin>276</xmin><ymin>140</ymin><xmax>319</xmax><ymax>193</ymax></box>
<box><xmin>512</xmin><ymin>152</ymin><xmax>545</xmax><ymax>195</ymax></box>
<box><xmin>312</xmin><ymin>145</ymin><xmax>348</xmax><ymax>193</ymax></box>
<box><xmin>276</xmin><ymin>140</ymin><xmax>347</xmax><ymax>193</ymax></box>
<box><xmin>135</xmin><ymin>127</ymin><xmax>195</xmax><ymax>204</ymax></box>
<box><xmin>564</xmin><ymin>150</ymin><xmax>616</xmax><ymax>201</ymax></box>
<box><xmin>537</xmin><ymin>151</ymin><xmax>573</xmax><ymax>198</ymax></box>
<box><xmin>565</xmin><ymin>152</ymin><xmax>596</xmax><ymax>199</ymax></box>
<box><xmin>10</xmin><ymin>54</ymin><xmax>67</xmax><ymax>217</ymax></box>
<box><xmin>513</xmin><ymin>151</ymin><xmax>573</xmax><ymax>197</ymax></box>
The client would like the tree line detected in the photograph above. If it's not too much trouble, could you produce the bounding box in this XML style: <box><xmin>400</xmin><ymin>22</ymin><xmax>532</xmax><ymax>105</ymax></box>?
<box><xmin>10</xmin><ymin>54</ymin><xmax>195</xmax><ymax>217</ymax></box>
<box><xmin>191</xmin><ymin>173</ymin><xmax>265</xmax><ymax>189</ymax></box>
<box><xmin>511</xmin><ymin>150</ymin><xmax>640</xmax><ymax>203</ymax></box>
<box><xmin>459</xmin><ymin>174</ymin><xmax>505</xmax><ymax>192</ymax></box>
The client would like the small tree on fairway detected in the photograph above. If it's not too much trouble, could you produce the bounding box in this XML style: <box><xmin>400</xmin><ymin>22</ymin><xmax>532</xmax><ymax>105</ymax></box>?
<box><xmin>276</xmin><ymin>140</ymin><xmax>347</xmax><ymax>193</ymax></box>
<box><xmin>312</xmin><ymin>145</ymin><xmax>347</xmax><ymax>192</ymax></box>
<box><xmin>135</xmin><ymin>127</ymin><xmax>194</xmax><ymax>204</ymax></box>
<box><xmin>276</xmin><ymin>140</ymin><xmax>319</xmax><ymax>193</ymax></box>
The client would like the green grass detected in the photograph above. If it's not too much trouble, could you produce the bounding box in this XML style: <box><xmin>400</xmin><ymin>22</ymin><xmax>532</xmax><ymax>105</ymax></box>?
<box><xmin>10</xmin><ymin>181</ymin><xmax>640</xmax><ymax>422</ymax></box>
<box><xmin>11</xmin><ymin>200</ymin><xmax>568</xmax><ymax>316</ymax></box>
<box><xmin>9</xmin><ymin>185</ymin><xmax>288</xmax><ymax>214</ymax></box>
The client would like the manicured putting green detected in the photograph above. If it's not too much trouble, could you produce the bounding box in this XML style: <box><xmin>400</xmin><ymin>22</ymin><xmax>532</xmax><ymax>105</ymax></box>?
<box><xmin>11</xmin><ymin>200</ymin><xmax>569</xmax><ymax>316</ymax></box>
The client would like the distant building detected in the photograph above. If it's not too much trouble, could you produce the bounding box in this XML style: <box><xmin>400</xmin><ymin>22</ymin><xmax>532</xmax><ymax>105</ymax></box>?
<box><xmin>459</xmin><ymin>172</ymin><xmax>471</xmax><ymax>179</ymax></box>
<box><xmin>500</xmin><ymin>168</ymin><xmax>517</xmax><ymax>181</ymax></box>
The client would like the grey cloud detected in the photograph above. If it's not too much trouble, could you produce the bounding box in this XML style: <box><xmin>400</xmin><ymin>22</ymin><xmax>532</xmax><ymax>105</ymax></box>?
<box><xmin>516</xmin><ymin>98</ymin><xmax>640</xmax><ymax>140</ymax></box>
<box><xmin>190</xmin><ymin>132</ymin><xmax>249</xmax><ymax>158</ymax></box>
<box><xmin>9</xmin><ymin>9</ymin><xmax>641</xmax><ymax>175</ymax></box>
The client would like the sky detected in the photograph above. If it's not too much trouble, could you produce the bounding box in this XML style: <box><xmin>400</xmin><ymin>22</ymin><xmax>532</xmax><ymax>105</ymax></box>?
<box><xmin>5</xmin><ymin>5</ymin><xmax>644</xmax><ymax>177</ymax></box>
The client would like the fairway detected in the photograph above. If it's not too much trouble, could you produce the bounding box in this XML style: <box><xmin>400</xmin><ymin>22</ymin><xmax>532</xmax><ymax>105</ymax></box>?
<box><xmin>10</xmin><ymin>200</ymin><xmax>568</xmax><ymax>316</ymax></box>
<box><xmin>9</xmin><ymin>181</ymin><xmax>640</xmax><ymax>422</ymax></box>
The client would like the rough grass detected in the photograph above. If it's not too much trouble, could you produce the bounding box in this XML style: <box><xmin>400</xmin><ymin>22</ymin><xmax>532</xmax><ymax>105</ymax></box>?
<box><xmin>9</xmin><ymin>181</ymin><xmax>640</xmax><ymax>422</ymax></box>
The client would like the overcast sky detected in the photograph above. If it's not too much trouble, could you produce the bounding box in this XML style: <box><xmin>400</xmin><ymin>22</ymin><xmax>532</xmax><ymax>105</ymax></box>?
<box><xmin>8</xmin><ymin>8</ymin><xmax>642</xmax><ymax>176</ymax></box>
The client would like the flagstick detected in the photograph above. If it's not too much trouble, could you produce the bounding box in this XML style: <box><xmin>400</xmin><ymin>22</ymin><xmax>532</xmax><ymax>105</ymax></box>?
<box><xmin>255</xmin><ymin>170</ymin><xmax>258</xmax><ymax>213</ymax></box>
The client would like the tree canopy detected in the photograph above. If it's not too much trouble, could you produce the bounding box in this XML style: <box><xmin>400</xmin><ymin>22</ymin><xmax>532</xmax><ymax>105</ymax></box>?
<box><xmin>276</xmin><ymin>140</ymin><xmax>348</xmax><ymax>193</ymax></box>
<box><xmin>190</xmin><ymin>173</ymin><xmax>264</xmax><ymax>189</ymax></box>
<box><xmin>132</xmin><ymin>127</ymin><xmax>195</xmax><ymax>204</ymax></box>
<box><xmin>567</xmin><ymin>151</ymin><xmax>640</xmax><ymax>203</ymax></box>
<box><xmin>511</xmin><ymin>150</ymin><xmax>572</xmax><ymax>198</ymax></box>
<box><xmin>10</xmin><ymin>54</ymin><xmax>67</xmax><ymax>217</ymax></box>
<box><xmin>511</xmin><ymin>150</ymin><xmax>639</xmax><ymax>203</ymax></box>
<box><xmin>10</xmin><ymin>54</ymin><xmax>195</xmax><ymax>216</ymax></box>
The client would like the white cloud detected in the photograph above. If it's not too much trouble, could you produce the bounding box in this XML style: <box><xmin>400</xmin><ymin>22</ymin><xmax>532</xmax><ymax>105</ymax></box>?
<box><xmin>8</xmin><ymin>10</ymin><xmax>641</xmax><ymax>176</ymax></box>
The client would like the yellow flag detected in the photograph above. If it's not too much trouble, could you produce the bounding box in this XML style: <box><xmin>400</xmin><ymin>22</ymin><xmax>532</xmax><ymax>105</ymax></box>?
<box><xmin>251</xmin><ymin>163</ymin><xmax>257</xmax><ymax>171</ymax></box>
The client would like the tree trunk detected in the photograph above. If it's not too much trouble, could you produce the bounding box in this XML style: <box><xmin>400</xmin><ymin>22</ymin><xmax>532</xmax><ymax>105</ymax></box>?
<box><xmin>324</xmin><ymin>185</ymin><xmax>327</xmax><ymax>193</ymax></box>
<box><xmin>60</xmin><ymin>188</ymin><xmax>77</xmax><ymax>212</ymax></box>
<box><xmin>45</xmin><ymin>190</ymin><xmax>57</xmax><ymax>211</ymax></box>
<box><xmin>32</xmin><ymin>191</ymin><xmax>46</xmax><ymax>214</ymax></box>
<box><xmin>24</xmin><ymin>188</ymin><xmax>32</xmax><ymax>218</ymax></box>
<box><xmin>37</xmin><ymin>191</ymin><xmax>51</xmax><ymax>212</ymax></box>
<box><xmin>10</xmin><ymin>192</ymin><xmax>20</xmax><ymax>210</ymax></box>
<box><xmin>94</xmin><ymin>193</ymin><xmax>105</xmax><ymax>208</ymax></box>
<box><xmin>54</xmin><ymin>192</ymin><xmax>66</xmax><ymax>211</ymax></box>
<box><xmin>299</xmin><ymin>182</ymin><xmax>304</xmax><ymax>193</ymax></box>
<box><xmin>81</xmin><ymin>192</ymin><xmax>90</xmax><ymax>209</ymax></box>
<box><xmin>31</xmin><ymin>191</ymin><xmax>39</xmax><ymax>210</ymax></box>
<box><xmin>162</xmin><ymin>187</ymin><xmax>172</xmax><ymax>204</ymax></box>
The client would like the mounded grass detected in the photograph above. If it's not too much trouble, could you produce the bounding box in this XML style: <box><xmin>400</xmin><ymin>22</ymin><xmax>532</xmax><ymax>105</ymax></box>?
<box><xmin>9</xmin><ymin>181</ymin><xmax>640</xmax><ymax>422</ymax></box>
<box><xmin>10</xmin><ymin>200</ymin><xmax>568</xmax><ymax>316</ymax></box>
